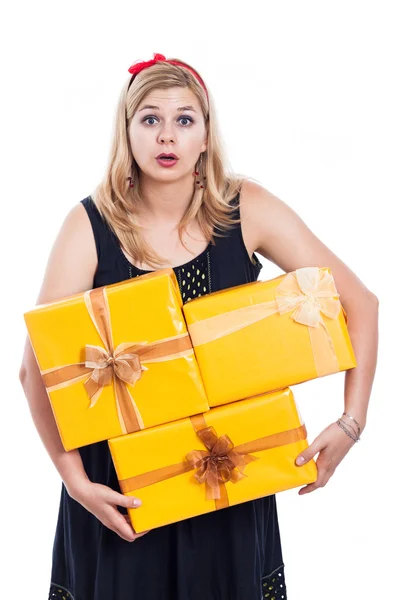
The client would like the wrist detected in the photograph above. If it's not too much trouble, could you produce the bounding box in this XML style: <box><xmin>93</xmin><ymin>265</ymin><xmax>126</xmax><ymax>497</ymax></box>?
<box><xmin>336</xmin><ymin>419</ymin><xmax>360</xmax><ymax>443</ymax></box>
<box><xmin>343</xmin><ymin>407</ymin><xmax>367</xmax><ymax>432</ymax></box>
<box><xmin>342</xmin><ymin>411</ymin><xmax>366</xmax><ymax>434</ymax></box>
<box><xmin>336</xmin><ymin>412</ymin><xmax>363</xmax><ymax>443</ymax></box>
<box><xmin>55</xmin><ymin>449</ymin><xmax>91</xmax><ymax>500</ymax></box>
<box><xmin>65</xmin><ymin>475</ymin><xmax>92</xmax><ymax>502</ymax></box>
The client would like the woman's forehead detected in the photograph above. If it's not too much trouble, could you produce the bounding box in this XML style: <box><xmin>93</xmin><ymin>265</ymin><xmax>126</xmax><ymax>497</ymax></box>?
<box><xmin>138</xmin><ymin>87</ymin><xmax>200</xmax><ymax>111</ymax></box>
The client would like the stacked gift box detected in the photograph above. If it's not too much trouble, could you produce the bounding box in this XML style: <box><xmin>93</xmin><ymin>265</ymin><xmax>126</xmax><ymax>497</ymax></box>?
<box><xmin>24</xmin><ymin>266</ymin><xmax>356</xmax><ymax>533</ymax></box>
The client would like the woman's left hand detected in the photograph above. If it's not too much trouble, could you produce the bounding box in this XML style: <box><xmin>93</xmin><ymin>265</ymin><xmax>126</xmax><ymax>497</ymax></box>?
<box><xmin>295</xmin><ymin>422</ymin><xmax>358</xmax><ymax>495</ymax></box>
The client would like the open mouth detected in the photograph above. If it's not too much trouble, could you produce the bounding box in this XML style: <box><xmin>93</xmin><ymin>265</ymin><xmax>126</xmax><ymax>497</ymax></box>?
<box><xmin>156</xmin><ymin>155</ymin><xmax>179</xmax><ymax>167</ymax></box>
<box><xmin>157</xmin><ymin>154</ymin><xmax>179</xmax><ymax>161</ymax></box>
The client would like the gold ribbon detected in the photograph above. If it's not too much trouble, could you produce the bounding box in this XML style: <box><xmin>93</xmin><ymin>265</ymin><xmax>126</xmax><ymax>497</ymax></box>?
<box><xmin>186</xmin><ymin>422</ymin><xmax>258</xmax><ymax>502</ymax></box>
<box><xmin>119</xmin><ymin>414</ymin><xmax>307</xmax><ymax>510</ymax></box>
<box><xmin>41</xmin><ymin>287</ymin><xmax>194</xmax><ymax>434</ymax></box>
<box><xmin>188</xmin><ymin>267</ymin><xmax>342</xmax><ymax>377</ymax></box>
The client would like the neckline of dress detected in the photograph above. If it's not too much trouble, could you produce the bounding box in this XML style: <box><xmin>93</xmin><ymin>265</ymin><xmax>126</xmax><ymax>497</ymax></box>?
<box><xmin>105</xmin><ymin>190</ymin><xmax>239</xmax><ymax>274</ymax></box>
<box><xmin>115</xmin><ymin>237</ymin><xmax>213</xmax><ymax>274</ymax></box>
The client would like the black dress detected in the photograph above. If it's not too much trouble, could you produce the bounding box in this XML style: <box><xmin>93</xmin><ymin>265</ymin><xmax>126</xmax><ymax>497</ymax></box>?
<box><xmin>48</xmin><ymin>191</ymin><xmax>288</xmax><ymax>600</ymax></box>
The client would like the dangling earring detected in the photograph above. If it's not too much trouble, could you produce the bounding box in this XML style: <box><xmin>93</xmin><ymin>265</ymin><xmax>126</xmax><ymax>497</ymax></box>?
<box><xmin>193</xmin><ymin>152</ymin><xmax>207</xmax><ymax>189</ymax></box>
<box><xmin>127</xmin><ymin>176</ymin><xmax>134</xmax><ymax>188</ymax></box>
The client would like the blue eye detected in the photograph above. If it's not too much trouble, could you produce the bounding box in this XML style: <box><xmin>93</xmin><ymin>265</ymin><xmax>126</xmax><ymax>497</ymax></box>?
<box><xmin>142</xmin><ymin>115</ymin><xmax>193</xmax><ymax>126</ymax></box>
<box><xmin>143</xmin><ymin>116</ymin><xmax>157</xmax><ymax>125</ymax></box>
<box><xmin>178</xmin><ymin>116</ymin><xmax>193</xmax><ymax>126</ymax></box>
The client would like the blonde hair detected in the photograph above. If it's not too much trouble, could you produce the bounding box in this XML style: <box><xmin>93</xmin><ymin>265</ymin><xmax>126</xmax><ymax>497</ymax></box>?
<box><xmin>91</xmin><ymin>57</ymin><xmax>250</xmax><ymax>269</ymax></box>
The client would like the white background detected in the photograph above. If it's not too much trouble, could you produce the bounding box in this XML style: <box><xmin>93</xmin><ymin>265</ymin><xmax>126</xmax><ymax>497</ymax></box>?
<box><xmin>2</xmin><ymin>1</ymin><xmax>398</xmax><ymax>598</ymax></box>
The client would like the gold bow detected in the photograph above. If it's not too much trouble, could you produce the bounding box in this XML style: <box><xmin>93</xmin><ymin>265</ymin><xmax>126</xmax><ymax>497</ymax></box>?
<box><xmin>275</xmin><ymin>267</ymin><xmax>341</xmax><ymax>328</ymax></box>
<box><xmin>41</xmin><ymin>286</ymin><xmax>194</xmax><ymax>434</ymax></box>
<box><xmin>84</xmin><ymin>343</ymin><xmax>148</xmax><ymax>408</ymax></box>
<box><xmin>188</xmin><ymin>267</ymin><xmax>343</xmax><ymax>377</ymax></box>
<box><xmin>186</xmin><ymin>426</ymin><xmax>258</xmax><ymax>500</ymax></box>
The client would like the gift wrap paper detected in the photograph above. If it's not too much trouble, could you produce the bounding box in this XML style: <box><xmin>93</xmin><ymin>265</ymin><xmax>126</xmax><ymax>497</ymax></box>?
<box><xmin>108</xmin><ymin>387</ymin><xmax>317</xmax><ymax>533</ymax></box>
<box><xmin>24</xmin><ymin>269</ymin><xmax>209</xmax><ymax>450</ymax></box>
<box><xmin>183</xmin><ymin>266</ymin><xmax>357</xmax><ymax>406</ymax></box>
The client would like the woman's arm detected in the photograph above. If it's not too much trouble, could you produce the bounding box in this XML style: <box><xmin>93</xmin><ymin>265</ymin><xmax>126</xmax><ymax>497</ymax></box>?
<box><xmin>19</xmin><ymin>204</ymin><xmax>145</xmax><ymax>540</ymax></box>
<box><xmin>19</xmin><ymin>203</ymin><xmax>97</xmax><ymax>496</ymax></box>
<box><xmin>241</xmin><ymin>180</ymin><xmax>378</xmax><ymax>429</ymax></box>
<box><xmin>20</xmin><ymin>335</ymin><xmax>90</xmax><ymax>496</ymax></box>
<box><xmin>240</xmin><ymin>181</ymin><xmax>378</xmax><ymax>492</ymax></box>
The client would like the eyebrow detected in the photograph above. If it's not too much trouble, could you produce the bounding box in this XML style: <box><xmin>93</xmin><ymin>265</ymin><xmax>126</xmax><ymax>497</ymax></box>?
<box><xmin>138</xmin><ymin>105</ymin><xmax>197</xmax><ymax>113</ymax></box>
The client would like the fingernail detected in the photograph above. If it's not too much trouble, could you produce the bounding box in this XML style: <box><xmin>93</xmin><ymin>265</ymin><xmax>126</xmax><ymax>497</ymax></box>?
<box><xmin>132</xmin><ymin>498</ymin><xmax>142</xmax><ymax>507</ymax></box>
<box><xmin>296</xmin><ymin>456</ymin><xmax>305</xmax><ymax>465</ymax></box>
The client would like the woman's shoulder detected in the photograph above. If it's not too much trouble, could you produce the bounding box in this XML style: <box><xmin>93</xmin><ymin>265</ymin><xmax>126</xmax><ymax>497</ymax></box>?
<box><xmin>34</xmin><ymin>201</ymin><xmax>98</xmax><ymax>307</ymax></box>
<box><xmin>238</xmin><ymin>178</ymin><xmax>299</xmax><ymax>261</ymax></box>
<box><xmin>237</xmin><ymin>179</ymin><xmax>274</xmax><ymax>259</ymax></box>
<box><xmin>238</xmin><ymin>178</ymin><xmax>275</xmax><ymax>215</ymax></box>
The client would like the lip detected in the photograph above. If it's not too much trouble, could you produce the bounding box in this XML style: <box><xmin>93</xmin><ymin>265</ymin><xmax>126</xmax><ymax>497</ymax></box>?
<box><xmin>156</xmin><ymin>157</ymin><xmax>179</xmax><ymax>168</ymax></box>
<box><xmin>156</xmin><ymin>153</ymin><xmax>179</xmax><ymax>159</ymax></box>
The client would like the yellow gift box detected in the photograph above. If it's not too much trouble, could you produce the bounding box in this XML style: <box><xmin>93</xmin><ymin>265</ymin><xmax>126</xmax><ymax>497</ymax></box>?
<box><xmin>24</xmin><ymin>269</ymin><xmax>209</xmax><ymax>451</ymax></box>
<box><xmin>108</xmin><ymin>387</ymin><xmax>317</xmax><ymax>533</ymax></box>
<box><xmin>183</xmin><ymin>266</ymin><xmax>357</xmax><ymax>406</ymax></box>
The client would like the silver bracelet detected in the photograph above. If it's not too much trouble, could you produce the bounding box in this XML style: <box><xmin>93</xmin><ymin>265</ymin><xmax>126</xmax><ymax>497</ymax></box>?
<box><xmin>336</xmin><ymin>419</ymin><xmax>361</xmax><ymax>443</ymax></box>
<box><xmin>342</xmin><ymin>412</ymin><xmax>361</xmax><ymax>437</ymax></box>
<box><xmin>340</xmin><ymin>419</ymin><xmax>358</xmax><ymax>439</ymax></box>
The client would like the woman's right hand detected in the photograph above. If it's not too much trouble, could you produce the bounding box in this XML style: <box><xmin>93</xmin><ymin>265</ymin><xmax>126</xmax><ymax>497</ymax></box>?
<box><xmin>69</xmin><ymin>480</ymin><xmax>150</xmax><ymax>542</ymax></box>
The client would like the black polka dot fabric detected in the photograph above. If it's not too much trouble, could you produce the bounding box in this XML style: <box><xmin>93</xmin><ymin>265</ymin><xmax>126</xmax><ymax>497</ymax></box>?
<box><xmin>49</xmin><ymin>583</ymin><xmax>74</xmax><ymax>599</ymax></box>
<box><xmin>261</xmin><ymin>566</ymin><xmax>287</xmax><ymax>599</ymax></box>
<box><xmin>128</xmin><ymin>248</ymin><xmax>212</xmax><ymax>304</ymax></box>
<box><xmin>176</xmin><ymin>251</ymin><xmax>211</xmax><ymax>302</ymax></box>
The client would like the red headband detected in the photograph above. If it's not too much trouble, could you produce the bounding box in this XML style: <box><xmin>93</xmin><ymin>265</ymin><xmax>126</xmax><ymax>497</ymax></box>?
<box><xmin>128</xmin><ymin>53</ymin><xmax>209</xmax><ymax>102</ymax></box>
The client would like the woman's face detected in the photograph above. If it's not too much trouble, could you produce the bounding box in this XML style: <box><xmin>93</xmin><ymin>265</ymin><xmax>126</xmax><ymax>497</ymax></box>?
<box><xmin>128</xmin><ymin>87</ymin><xmax>208</xmax><ymax>184</ymax></box>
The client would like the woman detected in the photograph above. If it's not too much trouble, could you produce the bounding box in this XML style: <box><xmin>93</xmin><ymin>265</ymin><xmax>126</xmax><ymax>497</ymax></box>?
<box><xmin>19</xmin><ymin>53</ymin><xmax>379</xmax><ymax>600</ymax></box>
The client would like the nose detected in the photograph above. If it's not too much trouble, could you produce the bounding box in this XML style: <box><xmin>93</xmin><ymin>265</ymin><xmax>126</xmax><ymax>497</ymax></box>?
<box><xmin>158</xmin><ymin>122</ymin><xmax>175</xmax><ymax>144</ymax></box>
<box><xmin>159</xmin><ymin>134</ymin><xmax>174</xmax><ymax>143</ymax></box>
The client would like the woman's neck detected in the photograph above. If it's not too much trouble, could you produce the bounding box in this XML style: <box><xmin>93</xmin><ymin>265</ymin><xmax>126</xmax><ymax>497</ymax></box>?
<box><xmin>136</xmin><ymin>174</ymin><xmax>195</xmax><ymax>226</ymax></box>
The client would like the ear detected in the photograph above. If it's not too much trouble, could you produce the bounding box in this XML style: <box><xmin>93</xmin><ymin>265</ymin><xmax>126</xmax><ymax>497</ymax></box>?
<box><xmin>201</xmin><ymin>131</ymin><xmax>208</xmax><ymax>153</ymax></box>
